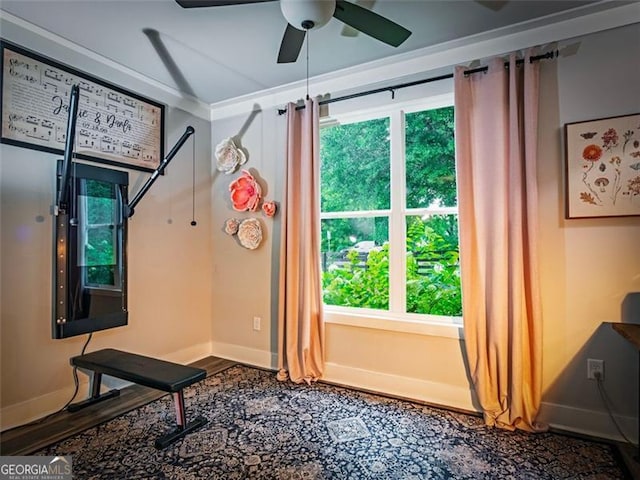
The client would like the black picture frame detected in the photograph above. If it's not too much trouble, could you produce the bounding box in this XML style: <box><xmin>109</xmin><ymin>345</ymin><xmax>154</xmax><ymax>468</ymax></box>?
<box><xmin>1</xmin><ymin>39</ymin><xmax>165</xmax><ymax>172</ymax></box>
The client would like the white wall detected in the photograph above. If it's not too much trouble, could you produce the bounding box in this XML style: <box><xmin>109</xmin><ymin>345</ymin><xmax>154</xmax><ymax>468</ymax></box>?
<box><xmin>0</xmin><ymin>20</ymin><xmax>213</xmax><ymax>429</ymax></box>
<box><xmin>210</xmin><ymin>21</ymin><xmax>640</xmax><ymax>441</ymax></box>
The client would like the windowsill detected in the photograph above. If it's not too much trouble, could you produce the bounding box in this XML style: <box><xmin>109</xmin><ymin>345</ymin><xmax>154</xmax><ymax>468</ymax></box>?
<box><xmin>324</xmin><ymin>307</ymin><xmax>464</xmax><ymax>340</ymax></box>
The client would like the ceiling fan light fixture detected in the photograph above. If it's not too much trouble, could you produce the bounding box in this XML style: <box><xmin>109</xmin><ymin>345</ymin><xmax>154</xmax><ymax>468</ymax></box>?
<box><xmin>280</xmin><ymin>0</ymin><xmax>336</xmax><ymax>30</ymax></box>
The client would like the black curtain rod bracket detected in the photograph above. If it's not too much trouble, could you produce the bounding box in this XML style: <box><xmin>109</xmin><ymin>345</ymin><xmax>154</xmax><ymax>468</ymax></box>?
<box><xmin>463</xmin><ymin>50</ymin><xmax>558</xmax><ymax>77</ymax></box>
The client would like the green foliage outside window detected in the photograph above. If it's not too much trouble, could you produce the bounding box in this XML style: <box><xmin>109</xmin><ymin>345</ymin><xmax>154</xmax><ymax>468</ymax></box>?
<box><xmin>322</xmin><ymin>217</ymin><xmax>461</xmax><ymax>316</ymax></box>
<box><xmin>83</xmin><ymin>179</ymin><xmax>117</xmax><ymax>286</ymax></box>
<box><xmin>405</xmin><ymin>107</ymin><xmax>457</xmax><ymax>208</ymax></box>
<box><xmin>405</xmin><ymin>215</ymin><xmax>462</xmax><ymax>316</ymax></box>
<box><xmin>320</xmin><ymin>106</ymin><xmax>461</xmax><ymax>317</ymax></box>
<box><xmin>323</xmin><ymin>246</ymin><xmax>389</xmax><ymax>310</ymax></box>
<box><xmin>320</xmin><ymin>117</ymin><xmax>390</xmax><ymax>214</ymax></box>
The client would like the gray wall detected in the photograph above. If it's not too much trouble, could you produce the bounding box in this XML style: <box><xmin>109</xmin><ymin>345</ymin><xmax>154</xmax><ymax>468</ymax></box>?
<box><xmin>536</xmin><ymin>23</ymin><xmax>640</xmax><ymax>434</ymax></box>
<box><xmin>0</xmin><ymin>20</ymin><xmax>213</xmax><ymax>428</ymax></box>
<box><xmin>210</xmin><ymin>23</ymin><xmax>640</xmax><ymax>441</ymax></box>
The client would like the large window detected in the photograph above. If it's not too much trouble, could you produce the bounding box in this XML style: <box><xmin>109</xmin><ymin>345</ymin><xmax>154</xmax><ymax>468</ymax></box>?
<box><xmin>320</xmin><ymin>103</ymin><xmax>461</xmax><ymax>322</ymax></box>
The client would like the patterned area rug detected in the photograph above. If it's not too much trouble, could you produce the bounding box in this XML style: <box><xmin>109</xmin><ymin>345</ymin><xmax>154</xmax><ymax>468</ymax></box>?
<box><xmin>36</xmin><ymin>365</ymin><xmax>628</xmax><ymax>479</ymax></box>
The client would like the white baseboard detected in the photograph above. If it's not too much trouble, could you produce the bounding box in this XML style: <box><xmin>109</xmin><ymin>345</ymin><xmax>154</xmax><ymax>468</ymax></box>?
<box><xmin>323</xmin><ymin>362</ymin><xmax>478</xmax><ymax>413</ymax></box>
<box><xmin>0</xmin><ymin>382</ymin><xmax>89</xmax><ymax>432</ymax></box>
<box><xmin>164</xmin><ymin>341</ymin><xmax>213</xmax><ymax>366</ymax></box>
<box><xmin>210</xmin><ymin>341</ymin><xmax>477</xmax><ymax>412</ymax></box>
<box><xmin>0</xmin><ymin>342</ymin><xmax>213</xmax><ymax>431</ymax></box>
<box><xmin>539</xmin><ymin>401</ymin><xmax>638</xmax><ymax>444</ymax></box>
<box><xmin>211</xmin><ymin>341</ymin><xmax>276</xmax><ymax>369</ymax></box>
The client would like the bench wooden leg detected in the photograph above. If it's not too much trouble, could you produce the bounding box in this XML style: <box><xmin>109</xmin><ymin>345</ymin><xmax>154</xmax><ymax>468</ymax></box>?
<box><xmin>90</xmin><ymin>372</ymin><xmax>102</xmax><ymax>398</ymax></box>
<box><xmin>154</xmin><ymin>390</ymin><xmax>208</xmax><ymax>449</ymax></box>
<box><xmin>174</xmin><ymin>391</ymin><xmax>186</xmax><ymax>427</ymax></box>
<box><xmin>67</xmin><ymin>371</ymin><xmax>120</xmax><ymax>412</ymax></box>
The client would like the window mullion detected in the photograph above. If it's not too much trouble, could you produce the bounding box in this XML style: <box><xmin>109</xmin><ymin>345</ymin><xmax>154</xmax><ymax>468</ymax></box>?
<box><xmin>388</xmin><ymin>109</ymin><xmax>406</xmax><ymax>314</ymax></box>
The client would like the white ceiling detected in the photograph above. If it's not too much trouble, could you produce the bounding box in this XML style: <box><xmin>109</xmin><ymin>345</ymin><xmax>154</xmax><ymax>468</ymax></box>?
<box><xmin>0</xmin><ymin>0</ymin><xmax>630</xmax><ymax>105</ymax></box>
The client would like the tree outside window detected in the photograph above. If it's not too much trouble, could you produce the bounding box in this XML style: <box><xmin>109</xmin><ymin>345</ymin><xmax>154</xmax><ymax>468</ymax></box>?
<box><xmin>320</xmin><ymin>105</ymin><xmax>461</xmax><ymax>318</ymax></box>
<box><xmin>79</xmin><ymin>178</ymin><xmax>120</xmax><ymax>288</ymax></box>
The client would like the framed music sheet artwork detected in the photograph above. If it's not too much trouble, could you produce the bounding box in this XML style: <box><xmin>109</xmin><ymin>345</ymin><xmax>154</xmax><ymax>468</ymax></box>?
<box><xmin>1</xmin><ymin>39</ymin><xmax>164</xmax><ymax>172</ymax></box>
<box><xmin>565</xmin><ymin>113</ymin><xmax>640</xmax><ymax>218</ymax></box>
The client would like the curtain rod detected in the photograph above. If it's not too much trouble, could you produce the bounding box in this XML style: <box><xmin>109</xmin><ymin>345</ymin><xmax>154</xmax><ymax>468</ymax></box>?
<box><xmin>277</xmin><ymin>50</ymin><xmax>557</xmax><ymax>115</ymax></box>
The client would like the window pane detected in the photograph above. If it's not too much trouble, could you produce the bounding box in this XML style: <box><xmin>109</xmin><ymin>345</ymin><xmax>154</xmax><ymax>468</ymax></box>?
<box><xmin>405</xmin><ymin>107</ymin><xmax>457</xmax><ymax>208</ymax></box>
<box><xmin>78</xmin><ymin>178</ymin><xmax>119</xmax><ymax>287</ymax></box>
<box><xmin>406</xmin><ymin>214</ymin><xmax>462</xmax><ymax>316</ymax></box>
<box><xmin>85</xmin><ymin>179</ymin><xmax>117</xmax><ymax>224</ymax></box>
<box><xmin>87</xmin><ymin>264</ymin><xmax>116</xmax><ymax>286</ymax></box>
<box><xmin>85</xmin><ymin>226</ymin><xmax>116</xmax><ymax>265</ymax></box>
<box><xmin>84</xmin><ymin>223</ymin><xmax>117</xmax><ymax>286</ymax></box>
<box><xmin>320</xmin><ymin>117</ymin><xmax>390</xmax><ymax>212</ymax></box>
<box><xmin>321</xmin><ymin>217</ymin><xmax>389</xmax><ymax>310</ymax></box>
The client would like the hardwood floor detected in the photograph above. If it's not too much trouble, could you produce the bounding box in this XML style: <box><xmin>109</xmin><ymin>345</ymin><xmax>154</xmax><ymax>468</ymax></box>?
<box><xmin>617</xmin><ymin>442</ymin><xmax>640</xmax><ymax>479</ymax></box>
<box><xmin>0</xmin><ymin>356</ymin><xmax>236</xmax><ymax>456</ymax></box>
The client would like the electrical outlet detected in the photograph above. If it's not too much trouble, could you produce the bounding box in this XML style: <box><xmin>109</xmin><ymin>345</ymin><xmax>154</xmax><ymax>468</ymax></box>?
<box><xmin>587</xmin><ymin>358</ymin><xmax>604</xmax><ymax>380</ymax></box>
<box><xmin>253</xmin><ymin>316</ymin><xmax>261</xmax><ymax>331</ymax></box>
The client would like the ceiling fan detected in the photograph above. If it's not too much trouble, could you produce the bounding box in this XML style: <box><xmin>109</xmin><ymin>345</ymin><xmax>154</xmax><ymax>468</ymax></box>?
<box><xmin>175</xmin><ymin>0</ymin><xmax>412</xmax><ymax>64</ymax></box>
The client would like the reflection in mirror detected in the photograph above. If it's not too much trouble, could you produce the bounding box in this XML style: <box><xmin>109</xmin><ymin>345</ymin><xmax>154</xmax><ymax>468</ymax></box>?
<box><xmin>53</xmin><ymin>161</ymin><xmax>129</xmax><ymax>339</ymax></box>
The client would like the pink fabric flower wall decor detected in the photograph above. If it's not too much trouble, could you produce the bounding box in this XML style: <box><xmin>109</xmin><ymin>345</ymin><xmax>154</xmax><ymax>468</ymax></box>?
<box><xmin>224</xmin><ymin>218</ymin><xmax>240</xmax><ymax>235</ymax></box>
<box><xmin>215</xmin><ymin>137</ymin><xmax>247</xmax><ymax>174</ymax></box>
<box><xmin>262</xmin><ymin>200</ymin><xmax>277</xmax><ymax>217</ymax></box>
<box><xmin>229</xmin><ymin>170</ymin><xmax>261</xmax><ymax>212</ymax></box>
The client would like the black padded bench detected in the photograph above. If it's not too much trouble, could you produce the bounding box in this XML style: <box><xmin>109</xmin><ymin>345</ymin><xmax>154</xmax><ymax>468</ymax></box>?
<box><xmin>68</xmin><ymin>348</ymin><xmax>208</xmax><ymax>448</ymax></box>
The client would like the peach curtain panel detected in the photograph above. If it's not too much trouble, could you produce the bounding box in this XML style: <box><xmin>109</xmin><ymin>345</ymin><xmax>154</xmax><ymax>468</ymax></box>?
<box><xmin>454</xmin><ymin>50</ymin><xmax>546</xmax><ymax>432</ymax></box>
<box><xmin>277</xmin><ymin>98</ymin><xmax>325</xmax><ymax>384</ymax></box>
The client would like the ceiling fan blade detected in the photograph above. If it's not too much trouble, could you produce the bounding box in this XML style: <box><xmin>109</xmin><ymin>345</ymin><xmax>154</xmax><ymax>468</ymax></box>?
<box><xmin>277</xmin><ymin>24</ymin><xmax>306</xmax><ymax>64</ymax></box>
<box><xmin>341</xmin><ymin>0</ymin><xmax>376</xmax><ymax>38</ymax></box>
<box><xmin>333</xmin><ymin>0</ymin><xmax>411</xmax><ymax>48</ymax></box>
<box><xmin>475</xmin><ymin>0</ymin><xmax>508</xmax><ymax>11</ymax></box>
<box><xmin>175</xmin><ymin>0</ymin><xmax>275</xmax><ymax>8</ymax></box>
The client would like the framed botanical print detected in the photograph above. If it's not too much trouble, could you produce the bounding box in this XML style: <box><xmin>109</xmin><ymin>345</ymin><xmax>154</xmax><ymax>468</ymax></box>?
<box><xmin>565</xmin><ymin>113</ymin><xmax>640</xmax><ymax>218</ymax></box>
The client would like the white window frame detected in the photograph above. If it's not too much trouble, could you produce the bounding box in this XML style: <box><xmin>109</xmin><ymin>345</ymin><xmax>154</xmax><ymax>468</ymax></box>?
<box><xmin>320</xmin><ymin>93</ymin><xmax>463</xmax><ymax>338</ymax></box>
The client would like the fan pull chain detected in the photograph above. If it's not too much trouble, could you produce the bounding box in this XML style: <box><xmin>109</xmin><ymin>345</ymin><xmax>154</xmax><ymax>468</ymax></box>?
<box><xmin>190</xmin><ymin>131</ymin><xmax>197</xmax><ymax>227</ymax></box>
<box><xmin>306</xmin><ymin>30</ymin><xmax>310</xmax><ymax>100</ymax></box>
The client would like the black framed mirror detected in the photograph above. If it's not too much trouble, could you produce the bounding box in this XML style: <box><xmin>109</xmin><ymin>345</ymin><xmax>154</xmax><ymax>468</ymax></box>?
<box><xmin>53</xmin><ymin>160</ymin><xmax>128</xmax><ymax>339</ymax></box>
